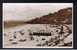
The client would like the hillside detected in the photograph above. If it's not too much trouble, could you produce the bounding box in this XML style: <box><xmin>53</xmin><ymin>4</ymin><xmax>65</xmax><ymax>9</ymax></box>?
<box><xmin>4</xmin><ymin>7</ymin><xmax>72</xmax><ymax>28</ymax></box>
<box><xmin>25</xmin><ymin>7</ymin><xmax>72</xmax><ymax>24</ymax></box>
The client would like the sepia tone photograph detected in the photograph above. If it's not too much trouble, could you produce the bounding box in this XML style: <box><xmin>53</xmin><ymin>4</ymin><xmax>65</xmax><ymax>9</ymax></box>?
<box><xmin>3</xmin><ymin>3</ymin><xmax>73</xmax><ymax>48</ymax></box>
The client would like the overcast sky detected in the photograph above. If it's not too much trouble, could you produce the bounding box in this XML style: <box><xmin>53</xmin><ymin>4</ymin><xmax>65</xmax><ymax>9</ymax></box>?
<box><xmin>3</xmin><ymin>3</ymin><xmax>73</xmax><ymax>21</ymax></box>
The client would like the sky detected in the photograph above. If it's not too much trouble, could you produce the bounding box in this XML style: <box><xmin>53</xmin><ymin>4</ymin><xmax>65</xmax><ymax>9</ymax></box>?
<box><xmin>3</xmin><ymin>3</ymin><xmax>73</xmax><ymax>21</ymax></box>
